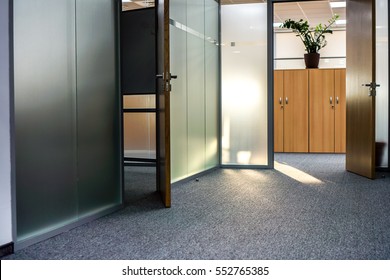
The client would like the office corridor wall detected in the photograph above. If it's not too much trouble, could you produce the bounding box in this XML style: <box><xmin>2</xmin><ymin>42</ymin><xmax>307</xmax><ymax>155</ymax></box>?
<box><xmin>170</xmin><ymin>0</ymin><xmax>219</xmax><ymax>182</ymax></box>
<box><xmin>0</xmin><ymin>0</ymin><xmax>12</xmax><ymax>247</ymax></box>
<box><xmin>13</xmin><ymin>0</ymin><xmax>121</xmax><ymax>247</ymax></box>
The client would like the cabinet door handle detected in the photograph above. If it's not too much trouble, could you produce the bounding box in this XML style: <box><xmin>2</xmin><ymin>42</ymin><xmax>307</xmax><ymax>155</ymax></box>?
<box><xmin>285</xmin><ymin>97</ymin><xmax>288</xmax><ymax>105</ymax></box>
<box><xmin>336</xmin><ymin>96</ymin><xmax>339</xmax><ymax>104</ymax></box>
<box><xmin>330</xmin><ymin>96</ymin><xmax>333</xmax><ymax>105</ymax></box>
<box><xmin>279</xmin><ymin>97</ymin><xmax>282</xmax><ymax>105</ymax></box>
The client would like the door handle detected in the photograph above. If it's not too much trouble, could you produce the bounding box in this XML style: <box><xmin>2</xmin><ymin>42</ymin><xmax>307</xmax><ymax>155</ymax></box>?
<box><xmin>362</xmin><ymin>82</ymin><xmax>380</xmax><ymax>97</ymax></box>
<box><xmin>285</xmin><ymin>97</ymin><xmax>288</xmax><ymax>105</ymax></box>
<box><xmin>336</xmin><ymin>96</ymin><xmax>339</xmax><ymax>104</ymax></box>
<box><xmin>157</xmin><ymin>73</ymin><xmax>178</xmax><ymax>80</ymax></box>
<box><xmin>330</xmin><ymin>96</ymin><xmax>333</xmax><ymax>105</ymax></box>
<box><xmin>279</xmin><ymin>97</ymin><xmax>283</xmax><ymax>108</ymax></box>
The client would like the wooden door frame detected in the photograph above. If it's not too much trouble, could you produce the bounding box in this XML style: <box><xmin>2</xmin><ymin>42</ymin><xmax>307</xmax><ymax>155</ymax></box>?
<box><xmin>155</xmin><ymin>0</ymin><xmax>171</xmax><ymax>207</ymax></box>
<box><xmin>268</xmin><ymin>0</ymin><xmax>390</xmax><ymax>171</ymax></box>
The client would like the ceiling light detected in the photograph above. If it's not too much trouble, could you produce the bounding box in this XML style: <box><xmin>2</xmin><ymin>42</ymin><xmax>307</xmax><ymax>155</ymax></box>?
<box><xmin>330</xmin><ymin>2</ymin><xmax>346</xmax><ymax>8</ymax></box>
<box><xmin>122</xmin><ymin>0</ymin><xmax>132</xmax><ymax>2</ymax></box>
<box><xmin>336</xmin><ymin>19</ymin><xmax>347</xmax><ymax>25</ymax></box>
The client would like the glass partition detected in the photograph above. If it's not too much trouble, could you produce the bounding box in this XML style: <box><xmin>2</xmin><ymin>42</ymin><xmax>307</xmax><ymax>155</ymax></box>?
<box><xmin>170</xmin><ymin>0</ymin><xmax>219</xmax><ymax>182</ymax></box>
<box><xmin>14</xmin><ymin>0</ymin><xmax>121</xmax><ymax>244</ymax></box>
<box><xmin>221</xmin><ymin>3</ymin><xmax>268</xmax><ymax>166</ymax></box>
<box><xmin>376</xmin><ymin>0</ymin><xmax>389</xmax><ymax>168</ymax></box>
<box><xmin>14</xmin><ymin>0</ymin><xmax>78</xmax><ymax>241</ymax></box>
<box><xmin>76</xmin><ymin>0</ymin><xmax>121</xmax><ymax>216</ymax></box>
<box><xmin>205</xmin><ymin>0</ymin><xmax>219</xmax><ymax>169</ymax></box>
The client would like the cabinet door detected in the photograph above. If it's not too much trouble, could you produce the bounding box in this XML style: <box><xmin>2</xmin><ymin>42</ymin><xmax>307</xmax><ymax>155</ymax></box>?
<box><xmin>274</xmin><ymin>70</ymin><xmax>284</xmax><ymax>152</ymax></box>
<box><xmin>284</xmin><ymin>70</ymin><xmax>309</xmax><ymax>152</ymax></box>
<box><xmin>309</xmin><ymin>69</ymin><xmax>335</xmax><ymax>153</ymax></box>
<box><xmin>335</xmin><ymin>69</ymin><xmax>346</xmax><ymax>153</ymax></box>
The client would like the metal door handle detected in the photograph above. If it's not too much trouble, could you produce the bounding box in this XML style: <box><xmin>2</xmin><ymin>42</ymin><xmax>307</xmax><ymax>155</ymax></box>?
<box><xmin>330</xmin><ymin>96</ymin><xmax>333</xmax><ymax>105</ymax></box>
<box><xmin>336</xmin><ymin>96</ymin><xmax>339</xmax><ymax>104</ymax></box>
<box><xmin>156</xmin><ymin>74</ymin><xmax>164</xmax><ymax>79</ymax></box>
<box><xmin>170</xmin><ymin>75</ymin><xmax>178</xmax><ymax>79</ymax></box>
<box><xmin>362</xmin><ymin>82</ymin><xmax>380</xmax><ymax>97</ymax></box>
<box><xmin>279</xmin><ymin>97</ymin><xmax>282</xmax><ymax>105</ymax></box>
<box><xmin>285</xmin><ymin>97</ymin><xmax>288</xmax><ymax>105</ymax></box>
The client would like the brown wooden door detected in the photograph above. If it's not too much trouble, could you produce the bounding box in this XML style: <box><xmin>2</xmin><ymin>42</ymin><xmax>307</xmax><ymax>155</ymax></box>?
<box><xmin>156</xmin><ymin>0</ymin><xmax>171</xmax><ymax>207</ymax></box>
<box><xmin>309</xmin><ymin>69</ymin><xmax>335</xmax><ymax>153</ymax></box>
<box><xmin>346</xmin><ymin>0</ymin><xmax>376</xmax><ymax>179</ymax></box>
<box><xmin>335</xmin><ymin>69</ymin><xmax>346</xmax><ymax>153</ymax></box>
<box><xmin>283</xmin><ymin>70</ymin><xmax>309</xmax><ymax>153</ymax></box>
<box><xmin>274</xmin><ymin>70</ymin><xmax>284</xmax><ymax>152</ymax></box>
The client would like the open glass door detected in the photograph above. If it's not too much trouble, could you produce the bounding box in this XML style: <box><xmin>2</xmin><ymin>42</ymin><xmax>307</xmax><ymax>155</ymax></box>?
<box><xmin>156</xmin><ymin>0</ymin><xmax>171</xmax><ymax>207</ymax></box>
<box><xmin>346</xmin><ymin>0</ymin><xmax>377</xmax><ymax>179</ymax></box>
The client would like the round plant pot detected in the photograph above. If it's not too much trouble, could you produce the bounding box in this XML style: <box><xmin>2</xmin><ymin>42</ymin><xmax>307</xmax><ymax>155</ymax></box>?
<box><xmin>304</xmin><ymin>53</ymin><xmax>320</xmax><ymax>68</ymax></box>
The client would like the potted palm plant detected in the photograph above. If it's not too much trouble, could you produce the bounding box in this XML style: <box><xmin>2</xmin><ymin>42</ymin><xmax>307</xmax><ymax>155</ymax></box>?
<box><xmin>280</xmin><ymin>15</ymin><xmax>339</xmax><ymax>68</ymax></box>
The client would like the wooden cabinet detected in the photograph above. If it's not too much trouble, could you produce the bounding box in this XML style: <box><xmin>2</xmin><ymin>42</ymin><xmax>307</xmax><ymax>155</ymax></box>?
<box><xmin>274</xmin><ymin>68</ymin><xmax>346</xmax><ymax>153</ymax></box>
<box><xmin>274</xmin><ymin>69</ymin><xmax>309</xmax><ymax>153</ymax></box>
<box><xmin>309</xmin><ymin>69</ymin><xmax>335</xmax><ymax>153</ymax></box>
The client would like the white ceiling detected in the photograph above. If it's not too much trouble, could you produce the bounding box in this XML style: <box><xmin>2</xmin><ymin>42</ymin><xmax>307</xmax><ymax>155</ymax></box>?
<box><xmin>122</xmin><ymin>0</ymin><xmax>346</xmax><ymax>29</ymax></box>
<box><xmin>274</xmin><ymin>1</ymin><xmax>346</xmax><ymax>29</ymax></box>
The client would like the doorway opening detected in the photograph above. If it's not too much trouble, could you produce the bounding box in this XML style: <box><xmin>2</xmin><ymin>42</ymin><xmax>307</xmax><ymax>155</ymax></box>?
<box><xmin>272</xmin><ymin>0</ymin><xmax>347</xmax><ymax>178</ymax></box>
<box><xmin>120</xmin><ymin>2</ymin><xmax>159</xmax><ymax>206</ymax></box>
<box><xmin>271</xmin><ymin>0</ymin><xmax>389</xmax><ymax>179</ymax></box>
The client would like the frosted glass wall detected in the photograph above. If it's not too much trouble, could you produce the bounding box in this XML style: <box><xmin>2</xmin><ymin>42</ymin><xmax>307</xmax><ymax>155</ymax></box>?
<box><xmin>170</xmin><ymin>0</ymin><xmax>219</xmax><ymax>182</ymax></box>
<box><xmin>14</xmin><ymin>0</ymin><xmax>121</xmax><ymax>243</ymax></box>
<box><xmin>376</xmin><ymin>0</ymin><xmax>389</xmax><ymax>168</ymax></box>
<box><xmin>221</xmin><ymin>3</ymin><xmax>268</xmax><ymax>166</ymax></box>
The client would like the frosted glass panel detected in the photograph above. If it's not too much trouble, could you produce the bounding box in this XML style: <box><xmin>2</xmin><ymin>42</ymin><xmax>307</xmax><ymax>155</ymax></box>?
<box><xmin>170</xmin><ymin>0</ymin><xmax>186</xmax><ymax>24</ymax></box>
<box><xmin>187</xmin><ymin>29</ymin><xmax>206</xmax><ymax>175</ymax></box>
<box><xmin>76</xmin><ymin>0</ymin><xmax>121</xmax><ymax>216</ymax></box>
<box><xmin>221</xmin><ymin>3</ymin><xmax>268</xmax><ymax>165</ymax></box>
<box><xmin>14</xmin><ymin>0</ymin><xmax>121</xmax><ymax>244</ymax></box>
<box><xmin>14</xmin><ymin>0</ymin><xmax>78</xmax><ymax>240</ymax></box>
<box><xmin>205</xmin><ymin>0</ymin><xmax>219</xmax><ymax>168</ymax></box>
<box><xmin>170</xmin><ymin>0</ymin><xmax>219</xmax><ymax>182</ymax></box>
<box><xmin>170</xmin><ymin>22</ymin><xmax>188</xmax><ymax>181</ymax></box>
<box><xmin>376</xmin><ymin>0</ymin><xmax>389</xmax><ymax>168</ymax></box>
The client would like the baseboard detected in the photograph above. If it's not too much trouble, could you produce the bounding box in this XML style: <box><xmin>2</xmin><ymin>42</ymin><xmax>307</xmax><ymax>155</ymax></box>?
<box><xmin>0</xmin><ymin>242</ymin><xmax>14</xmax><ymax>258</ymax></box>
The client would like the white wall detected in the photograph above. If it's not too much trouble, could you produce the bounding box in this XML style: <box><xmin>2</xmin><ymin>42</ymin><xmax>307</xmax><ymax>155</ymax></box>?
<box><xmin>274</xmin><ymin>30</ymin><xmax>346</xmax><ymax>69</ymax></box>
<box><xmin>0</xmin><ymin>0</ymin><xmax>13</xmax><ymax>246</ymax></box>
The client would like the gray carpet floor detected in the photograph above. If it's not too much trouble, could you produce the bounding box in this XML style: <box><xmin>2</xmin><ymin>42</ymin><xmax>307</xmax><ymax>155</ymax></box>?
<box><xmin>3</xmin><ymin>153</ymin><xmax>390</xmax><ymax>259</ymax></box>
